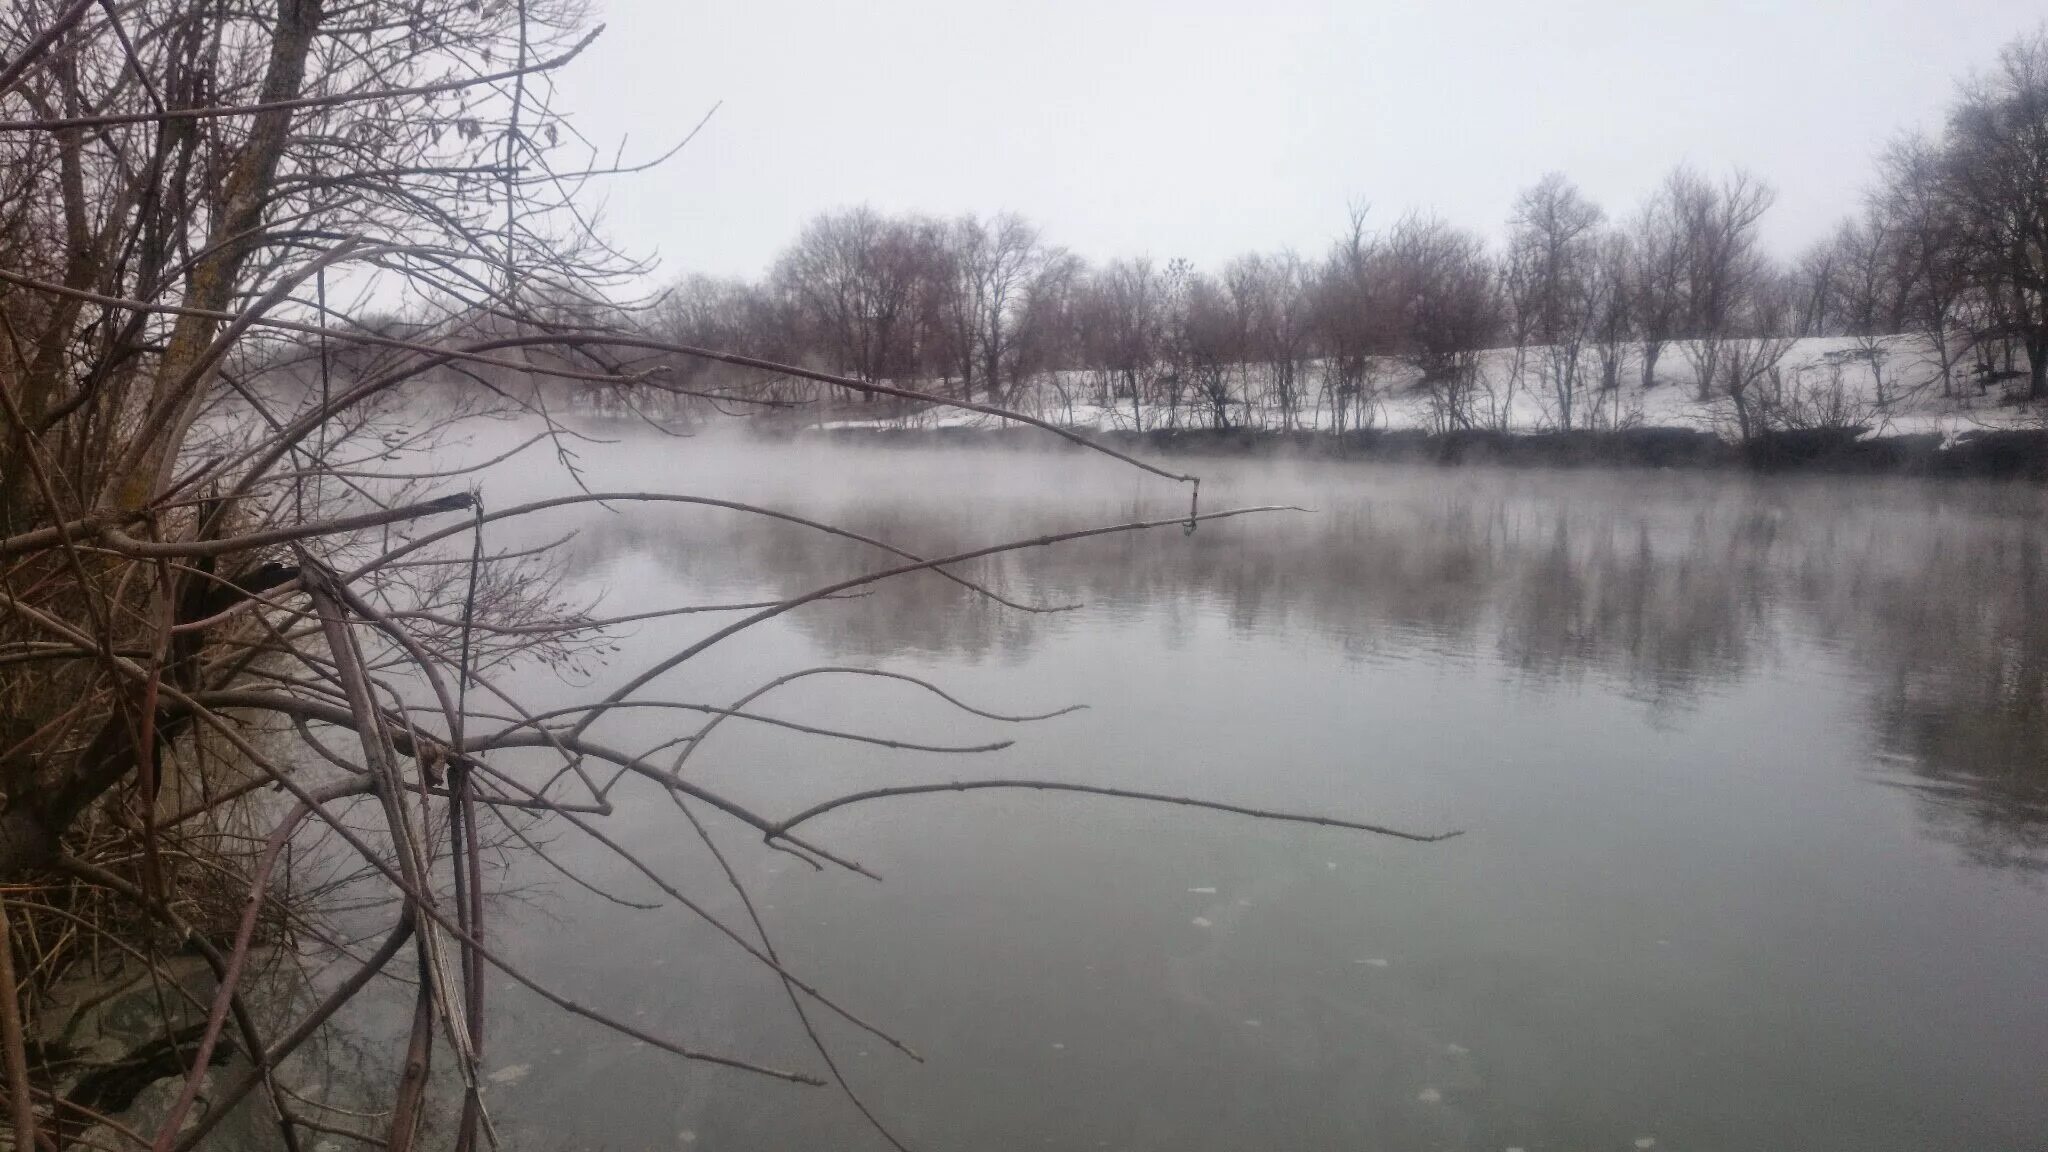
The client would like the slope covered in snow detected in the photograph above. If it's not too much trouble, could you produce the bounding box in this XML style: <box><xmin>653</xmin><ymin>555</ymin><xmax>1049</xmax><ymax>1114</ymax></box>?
<box><xmin>811</xmin><ymin>335</ymin><xmax>2041</xmax><ymax>445</ymax></box>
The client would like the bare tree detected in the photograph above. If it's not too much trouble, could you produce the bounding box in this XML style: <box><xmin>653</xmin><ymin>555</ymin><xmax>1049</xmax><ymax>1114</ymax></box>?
<box><xmin>1385</xmin><ymin>214</ymin><xmax>1499</xmax><ymax>432</ymax></box>
<box><xmin>1877</xmin><ymin>134</ymin><xmax>1973</xmax><ymax>396</ymax></box>
<box><xmin>1830</xmin><ymin>215</ymin><xmax>1900</xmax><ymax>336</ymax></box>
<box><xmin>1082</xmin><ymin>257</ymin><xmax>1165</xmax><ymax>429</ymax></box>
<box><xmin>1629</xmin><ymin>185</ymin><xmax>1689</xmax><ymax>390</ymax></box>
<box><xmin>1668</xmin><ymin>168</ymin><xmax>1778</xmax><ymax>402</ymax></box>
<box><xmin>773</xmin><ymin>209</ymin><xmax>943</xmax><ymax>394</ymax></box>
<box><xmin>1155</xmin><ymin>257</ymin><xmax>1198</xmax><ymax>428</ymax></box>
<box><xmin>1823</xmin><ymin>213</ymin><xmax>1918</xmax><ymax>408</ymax></box>
<box><xmin>951</xmin><ymin>213</ymin><xmax>1043</xmax><ymax>405</ymax></box>
<box><xmin>775</xmin><ymin>207</ymin><xmax>891</xmax><ymax>385</ymax></box>
<box><xmin>1505</xmin><ymin>174</ymin><xmax>1606</xmax><ymax>430</ymax></box>
<box><xmin>1716</xmin><ymin>280</ymin><xmax>1804</xmax><ymax>440</ymax></box>
<box><xmin>1221</xmin><ymin>254</ymin><xmax>1271</xmax><ymax>428</ymax></box>
<box><xmin>1588</xmin><ymin>230</ymin><xmax>1636</xmax><ymax>424</ymax></box>
<box><xmin>1940</xmin><ymin>27</ymin><xmax>2048</xmax><ymax>399</ymax></box>
<box><xmin>1790</xmin><ymin>235</ymin><xmax>1842</xmax><ymax>338</ymax></box>
<box><xmin>1010</xmin><ymin>248</ymin><xmax>1088</xmax><ymax>416</ymax></box>
<box><xmin>1310</xmin><ymin>206</ymin><xmax>1388</xmax><ymax>434</ymax></box>
<box><xmin>1175</xmin><ymin>271</ymin><xmax>1230</xmax><ymax>428</ymax></box>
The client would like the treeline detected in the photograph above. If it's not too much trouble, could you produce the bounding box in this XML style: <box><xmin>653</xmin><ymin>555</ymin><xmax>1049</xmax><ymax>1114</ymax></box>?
<box><xmin>644</xmin><ymin>29</ymin><xmax>2048</xmax><ymax>435</ymax></box>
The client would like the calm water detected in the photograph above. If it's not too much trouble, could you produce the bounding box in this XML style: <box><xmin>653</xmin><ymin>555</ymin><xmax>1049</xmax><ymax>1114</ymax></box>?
<box><xmin>453</xmin><ymin>432</ymin><xmax>2048</xmax><ymax>1151</ymax></box>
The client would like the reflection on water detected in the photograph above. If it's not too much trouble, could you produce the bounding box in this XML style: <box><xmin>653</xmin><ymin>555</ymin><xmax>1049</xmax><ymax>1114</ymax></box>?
<box><xmin>1847</xmin><ymin>522</ymin><xmax>2048</xmax><ymax>873</ymax></box>
<box><xmin>469</xmin><ymin>434</ymin><xmax>2048</xmax><ymax>1151</ymax></box>
<box><xmin>554</xmin><ymin>450</ymin><xmax>2048</xmax><ymax>872</ymax></box>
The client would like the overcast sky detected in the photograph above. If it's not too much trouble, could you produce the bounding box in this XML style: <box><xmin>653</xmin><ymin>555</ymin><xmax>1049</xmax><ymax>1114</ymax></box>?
<box><xmin>556</xmin><ymin>0</ymin><xmax>2043</xmax><ymax>282</ymax></box>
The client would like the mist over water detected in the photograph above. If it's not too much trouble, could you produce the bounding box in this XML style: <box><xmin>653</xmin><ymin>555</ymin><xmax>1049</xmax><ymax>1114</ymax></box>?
<box><xmin>459</xmin><ymin>426</ymin><xmax>2048</xmax><ymax>1151</ymax></box>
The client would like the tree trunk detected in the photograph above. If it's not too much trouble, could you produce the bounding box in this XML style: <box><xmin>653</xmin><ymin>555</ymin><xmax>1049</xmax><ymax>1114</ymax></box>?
<box><xmin>107</xmin><ymin>0</ymin><xmax>326</xmax><ymax>510</ymax></box>
<box><xmin>0</xmin><ymin>709</ymin><xmax>168</xmax><ymax>881</ymax></box>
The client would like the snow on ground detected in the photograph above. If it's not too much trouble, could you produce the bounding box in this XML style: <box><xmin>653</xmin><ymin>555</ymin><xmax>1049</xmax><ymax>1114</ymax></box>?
<box><xmin>810</xmin><ymin>336</ymin><xmax>2041</xmax><ymax>444</ymax></box>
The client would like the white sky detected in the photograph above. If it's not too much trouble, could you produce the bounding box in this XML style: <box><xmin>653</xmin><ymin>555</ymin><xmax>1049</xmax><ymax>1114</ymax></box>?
<box><xmin>555</xmin><ymin>0</ymin><xmax>2043</xmax><ymax>281</ymax></box>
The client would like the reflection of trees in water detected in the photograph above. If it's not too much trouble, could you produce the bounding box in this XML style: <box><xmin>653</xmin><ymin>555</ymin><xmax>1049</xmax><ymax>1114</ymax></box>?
<box><xmin>1494</xmin><ymin>508</ymin><xmax>1773</xmax><ymax>712</ymax></box>
<box><xmin>559</xmin><ymin>467</ymin><xmax>2048</xmax><ymax>871</ymax></box>
<box><xmin>567</xmin><ymin>484</ymin><xmax>1775</xmax><ymax>699</ymax></box>
<box><xmin>1835</xmin><ymin>520</ymin><xmax>2048</xmax><ymax>874</ymax></box>
<box><xmin>560</xmin><ymin>509</ymin><xmax>1063</xmax><ymax>663</ymax></box>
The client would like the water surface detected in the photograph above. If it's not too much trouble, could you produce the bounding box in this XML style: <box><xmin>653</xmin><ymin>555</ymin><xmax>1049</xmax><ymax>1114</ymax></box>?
<box><xmin>461</xmin><ymin>432</ymin><xmax>2048</xmax><ymax>1151</ymax></box>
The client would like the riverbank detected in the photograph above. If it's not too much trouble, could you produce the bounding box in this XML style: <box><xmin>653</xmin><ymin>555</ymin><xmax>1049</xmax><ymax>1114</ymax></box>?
<box><xmin>780</xmin><ymin>423</ymin><xmax>2048</xmax><ymax>480</ymax></box>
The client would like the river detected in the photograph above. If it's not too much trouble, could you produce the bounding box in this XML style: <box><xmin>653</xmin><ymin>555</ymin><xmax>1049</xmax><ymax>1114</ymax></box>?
<box><xmin>439</xmin><ymin>429</ymin><xmax>2048</xmax><ymax>1151</ymax></box>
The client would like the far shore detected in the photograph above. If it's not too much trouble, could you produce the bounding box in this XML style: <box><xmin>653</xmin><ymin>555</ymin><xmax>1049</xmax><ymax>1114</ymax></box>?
<box><xmin>762</xmin><ymin>422</ymin><xmax>2048</xmax><ymax>480</ymax></box>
